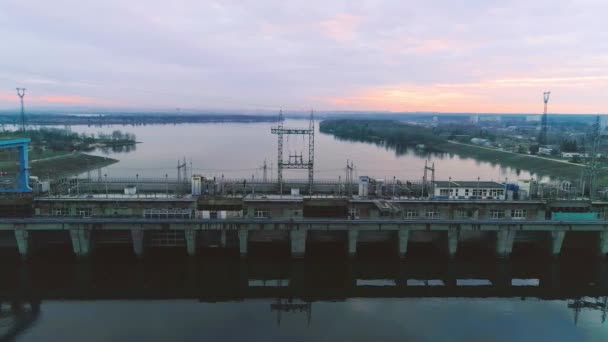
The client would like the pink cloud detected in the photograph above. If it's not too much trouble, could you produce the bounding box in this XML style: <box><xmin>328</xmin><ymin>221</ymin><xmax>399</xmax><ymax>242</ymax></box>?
<box><xmin>0</xmin><ymin>91</ymin><xmax>102</xmax><ymax>106</ymax></box>
<box><xmin>323</xmin><ymin>75</ymin><xmax>608</xmax><ymax>113</ymax></box>
<box><xmin>35</xmin><ymin>95</ymin><xmax>98</xmax><ymax>104</ymax></box>
<box><xmin>383</xmin><ymin>38</ymin><xmax>480</xmax><ymax>56</ymax></box>
<box><xmin>0</xmin><ymin>90</ymin><xmax>14</xmax><ymax>102</ymax></box>
<box><xmin>319</xmin><ymin>14</ymin><xmax>362</xmax><ymax>42</ymax></box>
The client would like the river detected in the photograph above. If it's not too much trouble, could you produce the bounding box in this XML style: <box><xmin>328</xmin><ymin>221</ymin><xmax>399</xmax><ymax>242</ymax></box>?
<box><xmin>2</xmin><ymin>256</ymin><xmax>608</xmax><ymax>341</ymax></box>
<box><xmin>62</xmin><ymin>120</ymin><xmax>533</xmax><ymax>182</ymax></box>
<box><xmin>5</xmin><ymin>121</ymin><xmax>589</xmax><ymax>341</ymax></box>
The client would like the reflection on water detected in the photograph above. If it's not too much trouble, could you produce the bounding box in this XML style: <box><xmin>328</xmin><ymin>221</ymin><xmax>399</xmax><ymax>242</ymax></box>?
<box><xmin>63</xmin><ymin>121</ymin><xmax>534</xmax><ymax>181</ymax></box>
<box><xmin>2</xmin><ymin>256</ymin><xmax>608</xmax><ymax>341</ymax></box>
<box><xmin>97</xmin><ymin>143</ymin><xmax>137</xmax><ymax>155</ymax></box>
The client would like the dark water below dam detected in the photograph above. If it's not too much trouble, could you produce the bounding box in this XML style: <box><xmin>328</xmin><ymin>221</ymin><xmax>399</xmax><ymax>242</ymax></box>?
<box><xmin>2</xmin><ymin>253</ymin><xmax>608</xmax><ymax>341</ymax></box>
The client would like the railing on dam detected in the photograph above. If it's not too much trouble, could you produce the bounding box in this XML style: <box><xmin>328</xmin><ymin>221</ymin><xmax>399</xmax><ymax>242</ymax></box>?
<box><xmin>2</xmin><ymin>216</ymin><xmax>608</xmax><ymax>226</ymax></box>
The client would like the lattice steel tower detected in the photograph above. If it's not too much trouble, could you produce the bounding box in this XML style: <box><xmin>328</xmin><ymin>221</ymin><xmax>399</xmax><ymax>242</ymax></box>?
<box><xmin>539</xmin><ymin>91</ymin><xmax>551</xmax><ymax>146</ymax></box>
<box><xmin>16</xmin><ymin>88</ymin><xmax>26</xmax><ymax>131</ymax></box>
<box><xmin>271</xmin><ymin>110</ymin><xmax>315</xmax><ymax>194</ymax></box>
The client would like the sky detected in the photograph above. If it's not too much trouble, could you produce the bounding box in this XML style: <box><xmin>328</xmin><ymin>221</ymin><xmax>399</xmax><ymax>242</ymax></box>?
<box><xmin>0</xmin><ymin>0</ymin><xmax>607</xmax><ymax>114</ymax></box>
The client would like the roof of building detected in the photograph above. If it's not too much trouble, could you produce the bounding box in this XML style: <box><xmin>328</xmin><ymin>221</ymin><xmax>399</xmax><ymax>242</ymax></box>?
<box><xmin>434</xmin><ymin>181</ymin><xmax>504</xmax><ymax>189</ymax></box>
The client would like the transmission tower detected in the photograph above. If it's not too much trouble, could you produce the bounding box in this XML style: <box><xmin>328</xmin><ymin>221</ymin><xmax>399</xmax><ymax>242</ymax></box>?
<box><xmin>262</xmin><ymin>159</ymin><xmax>268</xmax><ymax>182</ymax></box>
<box><xmin>345</xmin><ymin>159</ymin><xmax>354</xmax><ymax>196</ymax></box>
<box><xmin>271</xmin><ymin>110</ymin><xmax>315</xmax><ymax>194</ymax></box>
<box><xmin>177</xmin><ymin>157</ymin><xmax>187</xmax><ymax>195</ymax></box>
<box><xmin>587</xmin><ymin>115</ymin><xmax>602</xmax><ymax>200</ymax></box>
<box><xmin>308</xmin><ymin>111</ymin><xmax>315</xmax><ymax>192</ymax></box>
<box><xmin>539</xmin><ymin>91</ymin><xmax>551</xmax><ymax>146</ymax></box>
<box><xmin>422</xmin><ymin>160</ymin><xmax>435</xmax><ymax>198</ymax></box>
<box><xmin>16</xmin><ymin>88</ymin><xmax>26</xmax><ymax>131</ymax></box>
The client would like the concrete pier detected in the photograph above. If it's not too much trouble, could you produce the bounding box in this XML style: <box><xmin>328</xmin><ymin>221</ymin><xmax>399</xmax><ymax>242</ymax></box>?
<box><xmin>551</xmin><ymin>230</ymin><xmax>566</xmax><ymax>256</ymax></box>
<box><xmin>348</xmin><ymin>230</ymin><xmax>358</xmax><ymax>257</ymax></box>
<box><xmin>70</xmin><ymin>228</ymin><xmax>91</xmax><ymax>257</ymax></box>
<box><xmin>185</xmin><ymin>229</ymin><xmax>196</xmax><ymax>256</ymax></box>
<box><xmin>14</xmin><ymin>229</ymin><xmax>29</xmax><ymax>259</ymax></box>
<box><xmin>131</xmin><ymin>229</ymin><xmax>145</xmax><ymax>258</ymax></box>
<box><xmin>448</xmin><ymin>226</ymin><xmax>459</xmax><ymax>258</ymax></box>
<box><xmin>496</xmin><ymin>227</ymin><xmax>516</xmax><ymax>258</ymax></box>
<box><xmin>4</xmin><ymin>216</ymin><xmax>608</xmax><ymax>259</ymax></box>
<box><xmin>238</xmin><ymin>229</ymin><xmax>248</xmax><ymax>257</ymax></box>
<box><xmin>599</xmin><ymin>231</ymin><xmax>608</xmax><ymax>256</ymax></box>
<box><xmin>290</xmin><ymin>230</ymin><xmax>306</xmax><ymax>258</ymax></box>
<box><xmin>220</xmin><ymin>230</ymin><xmax>227</xmax><ymax>248</ymax></box>
<box><xmin>398</xmin><ymin>228</ymin><xmax>409</xmax><ymax>258</ymax></box>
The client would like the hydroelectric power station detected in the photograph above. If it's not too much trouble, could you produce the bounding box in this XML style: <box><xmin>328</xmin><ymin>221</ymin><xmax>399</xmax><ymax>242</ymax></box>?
<box><xmin>1</xmin><ymin>114</ymin><xmax>608</xmax><ymax>260</ymax></box>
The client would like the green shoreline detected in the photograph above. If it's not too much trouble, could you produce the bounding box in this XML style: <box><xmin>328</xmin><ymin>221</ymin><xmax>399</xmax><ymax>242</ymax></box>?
<box><xmin>30</xmin><ymin>153</ymin><xmax>118</xmax><ymax>179</ymax></box>
<box><xmin>1</xmin><ymin>152</ymin><xmax>118</xmax><ymax>179</ymax></box>
<box><xmin>319</xmin><ymin>119</ymin><xmax>605</xmax><ymax>183</ymax></box>
<box><xmin>439</xmin><ymin>141</ymin><xmax>598</xmax><ymax>182</ymax></box>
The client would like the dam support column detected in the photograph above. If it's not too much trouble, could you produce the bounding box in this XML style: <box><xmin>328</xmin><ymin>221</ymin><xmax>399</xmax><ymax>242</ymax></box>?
<box><xmin>290</xmin><ymin>229</ymin><xmax>306</xmax><ymax>258</ymax></box>
<box><xmin>348</xmin><ymin>229</ymin><xmax>358</xmax><ymax>258</ymax></box>
<box><xmin>398</xmin><ymin>228</ymin><xmax>409</xmax><ymax>258</ymax></box>
<box><xmin>185</xmin><ymin>229</ymin><xmax>196</xmax><ymax>257</ymax></box>
<box><xmin>496</xmin><ymin>226</ymin><xmax>516</xmax><ymax>258</ymax></box>
<box><xmin>551</xmin><ymin>230</ymin><xmax>566</xmax><ymax>257</ymax></box>
<box><xmin>599</xmin><ymin>231</ymin><xmax>608</xmax><ymax>257</ymax></box>
<box><xmin>14</xmin><ymin>228</ymin><xmax>29</xmax><ymax>259</ymax></box>
<box><xmin>131</xmin><ymin>229</ymin><xmax>145</xmax><ymax>259</ymax></box>
<box><xmin>70</xmin><ymin>228</ymin><xmax>92</xmax><ymax>257</ymax></box>
<box><xmin>220</xmin><ymin>230</ymin><xmax>227</xmax><ymax>248</ymax></box>
<box><xmin>238</xmin><ymin>228</ymin><xmax>248</xmax><ymax>257</ymax></box>
<box><xmin>447</xmin><ymin>226</ymin><xmax>459</xmax><ymax>258</ymax></box>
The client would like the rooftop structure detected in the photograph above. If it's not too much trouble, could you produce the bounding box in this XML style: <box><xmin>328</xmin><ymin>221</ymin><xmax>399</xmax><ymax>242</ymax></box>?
<box><xmin>433</xmin><ymin>181</ymin><xmax>506</xmax><ymax>200</ymax></box>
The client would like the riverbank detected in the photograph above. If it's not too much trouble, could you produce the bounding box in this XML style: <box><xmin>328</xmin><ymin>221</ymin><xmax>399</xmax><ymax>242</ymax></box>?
<box><xmin>29</xmin><ymin>152</ymin><xmax>118</xmax><ymax>178</ymax></box>
<box><xmin>0</xmin><ymin>151</ymin><xmax>117</xmax><ymax>178</ymax></box>
<box><xmin>440</xmin><ymin>141</ymin><xmax>597</xmax><ymax>181</ymax></box>
<box><xmin>319</xmin><ymin>119</ymin><xmax>604</xmax><ymax>183</ymax></box>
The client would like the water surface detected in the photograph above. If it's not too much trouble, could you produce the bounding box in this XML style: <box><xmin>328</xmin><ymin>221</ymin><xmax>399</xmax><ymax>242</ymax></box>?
<box><xmin>3</xmin><ymin>258</ymin><xmax>607</xmax><ymax>342</ymax></box>
<box><xmin>63</xmin><ymin>120</ymin><xmax>533</xmax><ymax>182</ymax></box>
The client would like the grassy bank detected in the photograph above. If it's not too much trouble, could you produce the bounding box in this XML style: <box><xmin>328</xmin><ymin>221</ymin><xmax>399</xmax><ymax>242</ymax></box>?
<box><xmin>30</xmin><ymin>153</ymin><xmax>118</xmax><ymax>178</ymax></box>
<box><xmin>440</xmin><ymin>142</ymin><xmax>598</xmax><ymax>181</ymax></box>
<box><xmin>0</xmin><ymin>152</ymin><xmax>117</xmax><ymax>179</ymax></box>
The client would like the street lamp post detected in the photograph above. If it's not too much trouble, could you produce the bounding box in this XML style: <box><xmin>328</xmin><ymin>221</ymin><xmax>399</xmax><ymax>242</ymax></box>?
<box><xmin>104</xmin><ymin>174</ymin><xmax>108</xmax><ymax>198</ymax></box>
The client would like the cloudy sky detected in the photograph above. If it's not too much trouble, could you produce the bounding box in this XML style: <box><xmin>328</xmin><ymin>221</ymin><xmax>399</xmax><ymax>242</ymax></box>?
<box><xmin>0</xmin><ymin>0</ymin><xmax>606</xmax><ymax>113</ymax></box>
